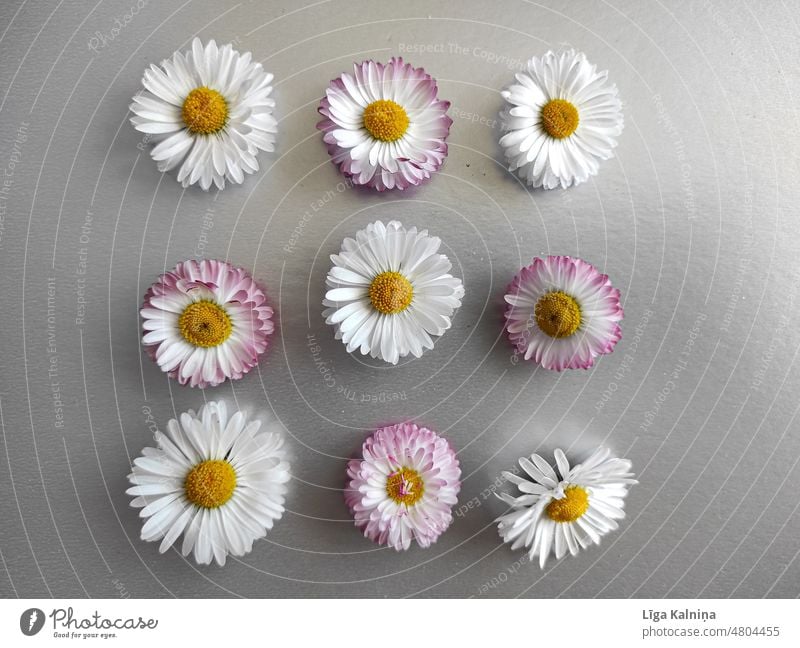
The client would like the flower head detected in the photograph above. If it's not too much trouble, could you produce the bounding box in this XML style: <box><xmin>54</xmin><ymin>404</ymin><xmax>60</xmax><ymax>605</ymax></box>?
<box><xmin>505</xmin><ymin>255</ymin><xmax>623</xmax><ymax>370</ymax></box>
<box><xmin>499</xmin><ymin>49</ymin><xmax>623</xmax><ymax>189</ymax></box>
<box><xmin>496</xmin><ymin>447</ymin><xmax>637</xmax><ymax>567</ymax></box>
<box><xmin>317</xmin><ymin>58</ymin><xmax>452</xmax><ymax>191</ymax></box>
<box><xmin>323</xmin><ymin>220</ymin><xmax>464</xmax><ymax>364</ymax></box>
<box><xmin>127</xmin><ymin>401</ymin><xmax>291</xmax><ymax>566</ymax></box>
<box><xmin>141</xmin><ymin>259</ymin><xmax>274</xmax><ymax>388</ymax></box>
<box><xmin>130</xmin><ymin>38</ymin><xmax>277</xmax><ymax>190</ymax></box>
<box><xmin>345</xmin><ymin>423</ymin><xmax>461</xmax><ymax>550</ymax></box>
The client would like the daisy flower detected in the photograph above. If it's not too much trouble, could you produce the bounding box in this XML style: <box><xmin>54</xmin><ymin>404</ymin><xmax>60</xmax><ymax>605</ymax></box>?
<box><xmin>323</xmin><ymin>220</ymin><xmax>464</xmax><ymax>364</ymax></box>
<box><xmin>129</xmin><ymin>38</ymin><xmax>277</xmax><ymax>190</ymax></box>
<box><xmin>141</xmin><ymin>259</ymin><xmax>274</xmax><ymax>388</ymax></box>
<box><xmin>499</xmin><ymin>49</ymin><xmax>623</xmax><ymax>189</ymax></box>
<box><xmin>505</xmin><ymin>255</ymin><xmax>623</xmax><ymax>371</ymax></box>
<box><xmin>496</xmin><ymin>447</ymin><xmax>637</xmax><ymax>568</ymax></box>
<box><xmin>345</xmin><ymin>423</ymin><xmax>461</xmax><ymax>551</ymax></box>
<box><xmin>127</xmin><ymin>400</ymin><xmax>291</xmax><ymax>566</ymax></box>
<box><xmin>317</xmin><ymin>57</ymin><xmax>452</xmax><ymax>191</ymax></box>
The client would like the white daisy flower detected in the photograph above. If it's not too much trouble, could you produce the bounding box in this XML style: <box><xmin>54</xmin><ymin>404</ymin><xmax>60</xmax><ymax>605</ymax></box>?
<box><xmin>127</xmin><ymin>401</ymin><xmax>290</xmax><ymax>566</ymax></box>
<box><xmin>496</xmin><ymin>447</ymin><xmax>637</xmax><ymax>567</ymax></box>
<box><xmin>499</xmin><ymin>49</ymin><xmax>624</xmax><ymax>189</ymax></box>
<box><xmin>130</xmin><ymin>38</ymin><xmax>277</xmax><ymax>190</ymax></box>
<box><xmin>322</xmin><ymin>220</ymin><xmax>465</xmax><ymax>364</ymax></box>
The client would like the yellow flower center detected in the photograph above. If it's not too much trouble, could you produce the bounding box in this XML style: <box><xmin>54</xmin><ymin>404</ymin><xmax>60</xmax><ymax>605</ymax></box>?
<box><xmin>546</xmin><ymin>485</ymin><xmax>589</xmax><ymax>523</ymax></box>
<box><xmin>362</xmin><ymin>99</ymin><xmax>410</xmax><ymax>142</ymax></box>
<box><xmin>535</xmin><ymin>290</ymin><xmax>581</xmax><ymax>338</ymax></box>
<box><xmin>184</xmin><ymin>459</ymin><xmax>237</xmax><ymax>508</ymax></box>
<box><xmin>182</xmin><ymin>87</ymin><xmax>228</xmax><ymax>134</ymax></box>
<box><xmin>386</xmin><ymin>467</ymin><xmax>424</xmax><ymax>506</ymax></box>
<box><xmin>178</xmin><ymin>300</ymin><xmax>232</xmax><ymax>347</ymax></box>
<box><xmin>369</xmin><ymin>271</ymin><xmax>414</xmax><ymax>314</ymax></box>
<box><xmin>540</xmin><ymin>99</ymin><xmax>579</xmax><ymax>139</ymax></box>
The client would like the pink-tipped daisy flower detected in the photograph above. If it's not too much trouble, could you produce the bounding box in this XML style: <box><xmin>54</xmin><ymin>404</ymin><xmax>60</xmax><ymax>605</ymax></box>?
<box><xmin>141</xmin><ymin>259</ymin><xmax>274</xmax><ymax>388</ymax></box>
<box><xmin>317</xmin><ymin>58</ymin><xmax>452</xmax><ymax>191</ymax></box>
<box><xmin>345</xmin><ymin>422</ymin><xmax>461</xmax><ymax>551</ymax></box>
<box><xmin>504</xmin><ymin>255</ymin><xmax>623</xmax><ymax>370</ymax></box>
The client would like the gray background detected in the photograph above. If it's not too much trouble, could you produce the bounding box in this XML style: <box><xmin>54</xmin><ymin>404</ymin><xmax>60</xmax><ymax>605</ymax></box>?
<box><xmin>0</xmin><ymin>0</ymin><xmax>798</xmax><ymax>598</ymax></box>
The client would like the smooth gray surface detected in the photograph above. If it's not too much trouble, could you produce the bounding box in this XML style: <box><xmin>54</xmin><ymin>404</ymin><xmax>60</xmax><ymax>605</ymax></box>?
<box><xmin>1</xmin><ymin>0</ymin><xmax>799</xmax><ymax>598</ymax></box>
